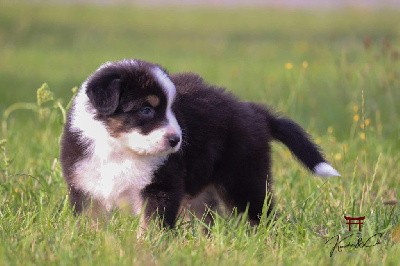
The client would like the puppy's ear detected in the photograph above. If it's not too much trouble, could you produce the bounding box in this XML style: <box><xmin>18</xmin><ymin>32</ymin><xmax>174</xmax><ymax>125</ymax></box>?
<box><xmin>86</xmin><ymin>74</ymin><xmax>121</xmax><ymax>116</ymax></box>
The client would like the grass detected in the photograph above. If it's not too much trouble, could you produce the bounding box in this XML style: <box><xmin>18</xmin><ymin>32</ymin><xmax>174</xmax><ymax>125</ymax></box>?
<box><xmin>1</xmin><ymin>3</ymin><xmax>400</xmax><ymax>265</ymax></box>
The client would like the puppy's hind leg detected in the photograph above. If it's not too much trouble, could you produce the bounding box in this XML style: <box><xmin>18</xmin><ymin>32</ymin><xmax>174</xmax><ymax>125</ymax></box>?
<box><xmin>215</xmin><ymin>166</ymin><xmax>273</xmax><ymax>225</ymax></box>
<box><xmin>181</xmin><ymin>186</ymin><xmax>222</xmax><ymax>226</ymax></box>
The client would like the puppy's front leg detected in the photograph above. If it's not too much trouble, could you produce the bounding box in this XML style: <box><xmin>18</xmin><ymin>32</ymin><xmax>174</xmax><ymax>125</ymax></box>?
<box><xmin>140</xmin><ymin>183</ymin><xmax>184</xmax><ymax>230</ymax></box>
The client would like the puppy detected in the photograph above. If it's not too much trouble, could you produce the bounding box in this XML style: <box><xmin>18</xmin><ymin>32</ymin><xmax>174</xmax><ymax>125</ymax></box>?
<box><xmin>60</xmin><ymin>59</ymin><xmax>339</xmax><ymax>228</ymax></box>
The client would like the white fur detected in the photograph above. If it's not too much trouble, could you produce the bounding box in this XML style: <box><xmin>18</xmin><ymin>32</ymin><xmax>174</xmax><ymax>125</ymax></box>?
<box><xmin>314</xmin><ymin>162</ymin><xmax>340</xmax><ymax>177</ymax></box>
<box><xmin>70</xmin><ymin>84</ymin><xmax>166</xmax><ymax>212</ymax></box>
<box><xmin>70</xmin><ymin>85</ymin><xmax>109</xmax><ymax>154</ymax></box>
<box><xmin>151</xmin><ymin>66</ymin><xmax>182</xmax><ymax>144</ymax></box>
<box><xmin>151</xmin><ymin>67</ymin><xmax>176</xmax><ymax>106</ymax></box>
<box><xmin>119</xmin><ymin>125</ymin><xmax>180</xmax><ymax>156</ymax></box>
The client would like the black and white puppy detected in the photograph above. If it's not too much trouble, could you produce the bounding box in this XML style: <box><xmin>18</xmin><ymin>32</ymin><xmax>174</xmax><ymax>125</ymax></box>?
<box><xmin>60</xmin><ymin>59</ymin><xmax>339</xmax><ymax>228</ymax></box>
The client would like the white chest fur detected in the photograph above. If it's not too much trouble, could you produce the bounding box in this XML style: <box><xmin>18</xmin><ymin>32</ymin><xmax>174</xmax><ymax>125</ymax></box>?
<box><xmin>73</xmin><ymin>146</ymin><xmax>165</xmax><ymax>212</ymax></box>
<box><xmin>69</xmin><ymin>87</ymin><xmax>166</xmax><ymax>212</ymax></box>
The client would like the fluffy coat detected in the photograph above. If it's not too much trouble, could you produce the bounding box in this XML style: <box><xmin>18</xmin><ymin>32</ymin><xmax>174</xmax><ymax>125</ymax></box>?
<box><xmin>60</xmin><ymin>59</ymin><xmax>339</xmax><ymax>228</ymax></box>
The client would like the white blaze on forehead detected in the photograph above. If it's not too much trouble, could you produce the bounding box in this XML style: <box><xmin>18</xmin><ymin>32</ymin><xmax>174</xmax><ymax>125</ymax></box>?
<box><xmin>151</xmin><ymin>67</ymin><xmax>182</xmax><ymax>138</ymax></box>
<box><xmin>151</xmin><ymin>67</ymin><xmax>176</xmax><ymax>108</ymax></box>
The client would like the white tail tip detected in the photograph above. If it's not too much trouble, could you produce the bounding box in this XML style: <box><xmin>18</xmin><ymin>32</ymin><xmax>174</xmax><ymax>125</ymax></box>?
<box><xmin>314</xmin><ymin>162</ymin><xmax>341</xmax><ymax>177</ymax></box>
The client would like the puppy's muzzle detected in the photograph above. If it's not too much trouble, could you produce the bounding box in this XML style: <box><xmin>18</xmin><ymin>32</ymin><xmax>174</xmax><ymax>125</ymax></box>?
<box><xmin>167</xmin><ymin>134</ymin><xmax>181</xmax><ymax>148</ymax></box>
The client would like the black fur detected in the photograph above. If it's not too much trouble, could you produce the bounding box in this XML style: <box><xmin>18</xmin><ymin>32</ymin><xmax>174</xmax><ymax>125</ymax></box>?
<box><xmin>269</xmin><ymin>117</ymin><xmax>325</xmax><ymax>171</ymax></box>
<box><xmin>168</xmin><ymin>73</ymin><xmax>275</xmax><ymax>222</ymax></box>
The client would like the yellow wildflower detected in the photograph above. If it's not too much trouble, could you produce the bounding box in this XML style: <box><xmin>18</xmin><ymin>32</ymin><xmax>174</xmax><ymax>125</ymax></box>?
<box><xmin>353</xmin><ymin>114</ymin><xmax>359</xmax><ymax>122</ymax></box>
<box><xmin>334</xmin><ymin>153</ymin><xmax>342</xmax><ymax>161</ymax></box>
<box><xmin>360</xmin><ymin>132</ymin><xmax>366</xmax><ymax>141</ymax></box>
<box><xmin>285</xmin><ymin>62</ymin><xmax>293</xmax><ymax>70</ymax></box>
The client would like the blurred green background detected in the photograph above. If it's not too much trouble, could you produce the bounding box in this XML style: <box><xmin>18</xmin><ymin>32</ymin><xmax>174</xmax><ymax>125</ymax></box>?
<box><xmin>1</xmin><ymin>4</ymin><xmax>399</xmax><ymax>140</ymax></box>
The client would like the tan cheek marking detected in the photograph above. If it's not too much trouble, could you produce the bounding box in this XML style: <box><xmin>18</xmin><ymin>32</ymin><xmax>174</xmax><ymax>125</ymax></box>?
<box><xmin>146</xmin><ymin>95</ymin><xmax>160</xmax><ymax>108</ymax></box>
<box><xmin>106</xmin><ymin>118</ymin><xmax>125</xmax><ymax>137</ymax></box>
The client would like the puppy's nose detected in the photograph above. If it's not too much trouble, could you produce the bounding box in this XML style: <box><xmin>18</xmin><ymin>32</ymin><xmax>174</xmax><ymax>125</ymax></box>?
<box><xmin>168</xmin><ymin>135</ymin><xmax>181</xmax><ymax>148</ymax></box>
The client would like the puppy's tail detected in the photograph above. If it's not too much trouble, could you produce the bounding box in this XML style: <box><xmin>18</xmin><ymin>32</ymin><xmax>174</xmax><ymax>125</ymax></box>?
<box><xmin>268</xmin><ymin>115</ymin><xmax>340</xmax><ymax>177</ymax></box>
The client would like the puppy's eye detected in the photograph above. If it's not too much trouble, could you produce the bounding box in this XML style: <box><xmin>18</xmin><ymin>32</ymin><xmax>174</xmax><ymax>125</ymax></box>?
<box><xmin>139</xmin><ymin>106</ymin><xmax>155</xmax><ymax>118</ymax></box>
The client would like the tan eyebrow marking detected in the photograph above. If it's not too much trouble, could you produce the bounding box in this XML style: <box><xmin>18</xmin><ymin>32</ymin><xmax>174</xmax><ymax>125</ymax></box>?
<box><xmin>146</xmin><ymin>95</ymin><xmax>160</xmax><ymax>107</ymax></box>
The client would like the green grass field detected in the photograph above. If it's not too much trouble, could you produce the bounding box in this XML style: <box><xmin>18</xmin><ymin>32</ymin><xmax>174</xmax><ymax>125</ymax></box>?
<box><xmin>1</xmin><ymin>3</ymin><xmax>399</xmax><ymax>265</ymax></box>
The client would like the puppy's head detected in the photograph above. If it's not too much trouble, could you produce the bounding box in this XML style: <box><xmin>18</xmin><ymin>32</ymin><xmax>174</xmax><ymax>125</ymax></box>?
<box><xmin>85</xmin><ymin>59</ymin><xmax>182</xmax><ymax>156</ymax></box>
